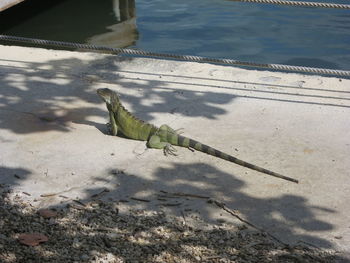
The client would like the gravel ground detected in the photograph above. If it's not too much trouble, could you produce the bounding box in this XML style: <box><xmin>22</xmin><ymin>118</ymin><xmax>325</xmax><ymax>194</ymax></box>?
<box><xmin>0</xmin><ymin>184</ymin><xmax>342</xmax><ymax>263</ymax></box>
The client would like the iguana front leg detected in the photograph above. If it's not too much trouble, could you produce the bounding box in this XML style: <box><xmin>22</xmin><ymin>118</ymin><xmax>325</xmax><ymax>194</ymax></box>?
<box><xmin>108</xmin><ymin>110</ymin><xmax>118</xmax><ymax>136</ymax></box>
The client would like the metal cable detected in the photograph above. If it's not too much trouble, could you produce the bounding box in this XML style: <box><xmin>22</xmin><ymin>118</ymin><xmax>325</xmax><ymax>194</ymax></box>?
<box><xmin>0</xmin><ymin>34</ymin><xmax>349</xmax><ymax>77</ymax></box>
<box><xmin>229</xmin><ymin>0</ymin><xmax>350</xmax><ymax>9</ymax></box>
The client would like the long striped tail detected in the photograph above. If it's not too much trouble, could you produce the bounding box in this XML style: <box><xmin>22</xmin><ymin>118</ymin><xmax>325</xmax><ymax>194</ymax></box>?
<box><xmin>177</xmin><ymin>135</ymin><xmax>298</xmax><ymax>183</ymax></box>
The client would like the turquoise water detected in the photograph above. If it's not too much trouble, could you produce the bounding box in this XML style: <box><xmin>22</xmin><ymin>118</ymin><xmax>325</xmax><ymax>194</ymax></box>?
<box><xmin>1</xmin><ymin>0</ymin><xmax>349</xmax><ymax>70</ymax></box>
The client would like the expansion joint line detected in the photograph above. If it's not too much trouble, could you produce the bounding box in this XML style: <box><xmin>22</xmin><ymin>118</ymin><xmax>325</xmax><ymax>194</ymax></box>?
<box><xmin>0</xmin><ymin>34</ymin><xmax>349</xmax><ymax>77</ymax></box>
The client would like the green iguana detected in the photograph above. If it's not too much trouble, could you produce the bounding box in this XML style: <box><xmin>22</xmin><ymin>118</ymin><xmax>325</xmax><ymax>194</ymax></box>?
<box><xmin>97</xmin><ymin>88</ymin><xmax>298</xmax><ymax>183</ymax></box>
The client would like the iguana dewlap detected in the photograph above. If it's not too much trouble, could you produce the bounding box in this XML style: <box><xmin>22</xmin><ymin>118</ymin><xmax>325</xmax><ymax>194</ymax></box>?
<box><xmin>97</xmin><ymin>88</ymin><xmax>298</xmax><ymax>183</ymax></box>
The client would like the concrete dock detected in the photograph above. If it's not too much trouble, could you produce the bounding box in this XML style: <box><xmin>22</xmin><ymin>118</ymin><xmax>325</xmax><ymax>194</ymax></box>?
<box><xmin>0</xmin><ymin>44</ymin><xmax>349</xmax><ymax>257</ymax></box>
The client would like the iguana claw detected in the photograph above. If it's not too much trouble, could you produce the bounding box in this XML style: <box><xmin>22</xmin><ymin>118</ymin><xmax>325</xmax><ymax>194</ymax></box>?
<box><xmin>187</xmin><ymin>147</ymin><xmax>195</xmax><ymax>152</ymax></box>
<box><xmin>106</xmin><ymin>122</ymin><xmax>112</xmax><ymax>134</ymax></box>
<box><xmin>163</xmin><ymin>144</ymin><xmax>177</xmax><ymax>156</ymax></box>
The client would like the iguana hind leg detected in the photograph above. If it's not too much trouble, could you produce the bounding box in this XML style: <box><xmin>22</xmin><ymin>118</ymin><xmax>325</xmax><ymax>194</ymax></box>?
<box><xmin>147</xmin><ymin>134</ymin><xmax>177</xmax><ymax>156</ymax></box>
<box><xmin>159</xmin><ymin>125</ymin><xmax>193</xmax><ymax>151</ymax></box>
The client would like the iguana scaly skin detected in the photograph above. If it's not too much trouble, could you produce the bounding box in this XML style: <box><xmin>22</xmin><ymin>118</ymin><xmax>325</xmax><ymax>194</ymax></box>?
<box><xmin>97</xmin><ymin>88</ymin><xmax>298</xmax><ymax>183</ymax></box>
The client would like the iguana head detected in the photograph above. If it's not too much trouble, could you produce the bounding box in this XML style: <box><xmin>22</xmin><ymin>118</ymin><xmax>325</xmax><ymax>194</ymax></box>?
<box><xmin>97</xmin><ymin>88</ymin><xmax>116</xmax><ymax>105</ymax></box>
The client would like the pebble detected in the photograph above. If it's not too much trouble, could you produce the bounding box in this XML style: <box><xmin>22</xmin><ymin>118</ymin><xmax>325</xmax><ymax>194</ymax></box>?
<box><xmin>107</xmin><ymin>232</ymin><xmax>119</xmax><ymax>240</ymax></box>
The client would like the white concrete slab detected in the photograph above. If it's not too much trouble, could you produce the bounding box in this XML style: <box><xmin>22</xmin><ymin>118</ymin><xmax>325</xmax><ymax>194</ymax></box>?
<box><xmin>0</xmin><ymin>0</ymin><xmax>25</xmax><ymax>12</ymax></box>
<box><xmin>0</xmin><ymin>45</ymin><xmax>349</xmax><ymax>255</ymax></box>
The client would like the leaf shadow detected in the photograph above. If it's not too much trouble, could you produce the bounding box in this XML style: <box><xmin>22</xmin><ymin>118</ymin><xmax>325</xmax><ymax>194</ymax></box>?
<box><xmin>1</xmin><ymin>163</ymin><xmax>347</xmax><ymax>262</ymax></box>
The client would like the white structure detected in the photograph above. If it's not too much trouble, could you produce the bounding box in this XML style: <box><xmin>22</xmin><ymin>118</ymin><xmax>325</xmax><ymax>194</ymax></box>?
<box><xmin>0</xmin><ymin>0</ymin><xmax>26</xmax><ymax>12</ymax></box>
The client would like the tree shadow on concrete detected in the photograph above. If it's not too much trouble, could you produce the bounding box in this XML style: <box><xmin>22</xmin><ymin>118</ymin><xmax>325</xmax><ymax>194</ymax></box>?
<box><xmin>0</xmin><ymin>55</ymin><xmax>237</xmax><ymax>135</ymax></box>
<box><xmin>88</xmin><ymin>162</ymin><xmax>336</xmax><ymax>249</ymax></box>
<box><xmin>1</xmin><ymin>163</ymin><xmax>348</xmax><ymax>262</ymax></box>
<box><xmin>1</xmin><ymin>52</ymin><xmax>349</xmax><ymax>136</ymax></box>
<box><xmin>0</xmin><ymin>166</ymin><xmax>32</xmax><ymax>187</ymax></box>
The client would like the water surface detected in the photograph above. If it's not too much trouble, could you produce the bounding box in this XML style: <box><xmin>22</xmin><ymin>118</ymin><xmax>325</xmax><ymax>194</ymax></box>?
<box><xmin>1</xmin><ymin>0</ymin><xmax>349</xmax><ymax>70</ymax></box>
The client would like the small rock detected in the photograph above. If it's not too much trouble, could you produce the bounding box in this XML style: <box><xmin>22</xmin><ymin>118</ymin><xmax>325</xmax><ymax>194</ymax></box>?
<box><xmin>80</xmin><ymin>254</ymin><xmax>89</xmax><ymax>261</ymax></box>
<box><xmin>48</xmin><ymin>218</ymin><xmax>57</xmax><ymax>225</ymax></box>
<box><xmin>107</xmin><ymin>232</ymin><xmax>119</xmax><ymax>240</ymax></box>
